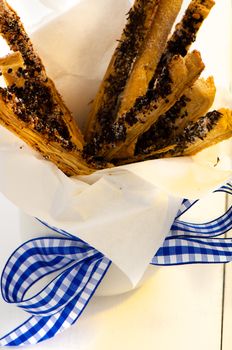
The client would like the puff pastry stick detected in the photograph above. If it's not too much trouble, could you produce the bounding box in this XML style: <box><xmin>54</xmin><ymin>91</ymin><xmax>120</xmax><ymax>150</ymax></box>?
<box><xmin>136</xmin><ymin>76</ymin><xmax>216</xmax><ymax>154</ymax></box>
<box><xmin>119</xmin><ymin>0</ymin><xmax>214</xmax><ymax>159</ymax></box>
<box><xmin>151</xmin><ymin>0</ymin><xmax>215</xmax><ymax>83</ymax></box>
<box><xmin>0</xmin><ymin>0</ymin><xmax>95</xmax><ymax>176</ymax></box>
<box><xmin>102</xmin><ymin>50</ymin><xmax>205</xmax><ymax>160</ymax></box>
<box><xmin>0</xmin><ymin>93</ymin><xmax>95</xmax><ymax>176</ymax></box>
<box><xmin>173</xmin><ymin>109</ymin><xmax>232</xmax><ymax>156</ymax></box>
<box><xmin>85</xmin><ymin>0</ymin><xmax>160</xmax><ymax>142</ymax></box>
<box><xmin>118</xmin><ymin>109</ymin><xmax>232</xmax><ymax>164</ymax></box>
<box><xmin>118</xmin><ymin>0</ymin><xmax>183</xmax><ymax>117</ymax></box>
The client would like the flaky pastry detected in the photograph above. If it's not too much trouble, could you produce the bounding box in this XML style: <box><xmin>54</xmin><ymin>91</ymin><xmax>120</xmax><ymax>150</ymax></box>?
<box><xmin>0</xmin><ymin>0</ymin><xmax>95</xmax><ymax>176</ymax></box>
<box><xmin>136</xmin><ymin>76</ymin><xmax>216</xmax><ymax>155</ymax></box>
<box><xmin>100</xmin><ymin>51</ymin><xmax>205</xmax><ymax>160</ymax></box>
<box><xmin>0</xmin><ymin>0</ymin><xmax>231</xmax><ymax>177</ymax></box>
<box><xmin>117</xmin><ymin>109</ymin><xmax>232</xmax><ymax>164</ymax></box>
<box><xmin>85</xmin><ymin>0</ymin><xmax>160</xmax><ymax>143</ymax></box>
<box><xmin>118</xmin><ymin>0</ymin><xmax>183</xmax><ymax>116</ymax></box>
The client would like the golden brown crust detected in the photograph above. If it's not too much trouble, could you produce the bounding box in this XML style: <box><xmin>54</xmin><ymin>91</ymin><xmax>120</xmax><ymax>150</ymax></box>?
<box><xmin>103</xmin><ymin>50</ymin><xmax>205</xmax><ymax>160</ymax></box>
<box><xmin>0</xmin><ymin>0</ymin><xmax>230</xmax><ymax>176</ymax></box>
<box><xmin>0</xmin><ymin>0</ymin><xmax>84</xmax><ymax>147</ymax></box>
<box><xmin>0</xmin><ymin>0</ymin><xmax>97</xmax><ymax>175</ymax></box>
<box><xmin>171</xmin><ymin>77</ymin><xmax>216</xmax><ymax>130</ymax></box>
<box><xmin>0</xmin><ymin>1</ymin><xmax>46</xmax><ymax>80</ymax></box>
<box><xmin>83</xmin><ymin>0</ymin><xmax>220</xmax><ymax>163</ymax></box>
<box><xmin>135</xmin><ymin>76</ymin><xmax>216</xmax><ymax>155</ymax></box>
<box><xmin>118</xmin><ymin>0</ymin><xmax>183</xmax><ymax>116</ymax></box>
<box><xmin>153</xmin><ymin>0</ymin><xmax>215</xmax><ymax>81</ymax></box>
<box><xmin>84</xmin><ymin>0</ymin><xmax>161</xmax><ymax>142</ymax></box>
<box><xmin>119</xmin><ymin>109</ymin><xmax>232</xmax><ymax>164</ymax></box>
<box><xmin>177</xmin><ymin>108</ymin><xmax>232</xmax><ymax>156</ymax></box>
<box><xmin>0</xmin><ymin>93</ymin><xmax>94</xmax><ymax>176</ymax></box>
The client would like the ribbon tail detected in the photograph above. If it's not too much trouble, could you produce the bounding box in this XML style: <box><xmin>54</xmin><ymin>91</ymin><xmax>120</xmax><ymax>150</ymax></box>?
<box><xmin>175</xmin><ymin>182</ymin><xmax>232</xmax><ymax>222</ymax></box>
<box><xmin>152</xmin><ymin>237</ymin><xmax>232</xmax><ymax>266</ymax></box>
<box><xmin>0</xmin><ymin>257</ymin><xmax>111</xmax><ymax>347</ymax></box>
<box><xmin>214</xmin><ymin>182</ymin><xmax>232</xmax><ymax>195</ymax></box>
<box><xmin>169</xmin><ymin>205</ymin><xmax>232</xmax><ymax>238</ymax></box>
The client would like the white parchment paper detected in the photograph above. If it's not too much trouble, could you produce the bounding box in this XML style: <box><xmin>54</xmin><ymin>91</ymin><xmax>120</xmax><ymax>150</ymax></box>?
<box><xmin>0</xmin><ymin>0</ymin><xmax>231</xmax><ymax>287</ymax></box>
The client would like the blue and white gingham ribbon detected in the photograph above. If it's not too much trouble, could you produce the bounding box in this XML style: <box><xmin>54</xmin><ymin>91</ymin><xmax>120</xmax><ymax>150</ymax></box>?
<box><xmin>0</xmin><ymin>182</ymin><xmax>231</xmax><ymax>347</ymax></box>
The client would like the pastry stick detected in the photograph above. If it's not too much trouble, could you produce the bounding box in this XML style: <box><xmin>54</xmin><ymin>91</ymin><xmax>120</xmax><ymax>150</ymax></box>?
<box><xmin>173</xmin><ymin>109</ymin><xmax>232</xmax><ymax>156</ymax></box>
<box><xmin>0</xmin><ymin>1</ymin><xmax>46</xmax><ymax>78</ymax></box>
<box><xmin>85</xmin><ymin>0</ymin><xmax>160</xmax><ymax>142</ymax></box>
<box><xmin>136</xmin><ymin>76</ymin><xmax>216</xmax><ymax>154</ymax></box>
<box><xmin>101</xmin><ymin>50</ymin><xmax>205</xmax><ymax>160</ymax></box>
<box><xmin>118</xmin><ymin>0</ymin><xmax>183</xmax><ymax>117</ymax></box>
<box><xmin>0</xmin><ymin>0</ymin><xmax>84</xmax><ymax>148</ymax></box>
<box><xmin>0</xmin><ymin>0</ymin><xmax>95</xmax><ymax>175</ymax></box>
<box><xmin>151</xmin><ymin>0</ymin><xmax>215</xmax><ymax>83</ymax></box>
<box><xmin>117</xmin><ymin>0</ymin><xmax>215</xmax><ymax>159</ymax></box>
<box><xmin>117</xmin><ymin>109</ymin><xmax>232</xmax><ymax>164</ymax></box>
<box><xmin>0</xmin><ymin>93</ymin><xmax>94</xmax><ymax>176</ymax></box>
<box><xmin>0</xmin><ymin>52</ymin><xmax>95</xmax><ymax>175</ymax></box>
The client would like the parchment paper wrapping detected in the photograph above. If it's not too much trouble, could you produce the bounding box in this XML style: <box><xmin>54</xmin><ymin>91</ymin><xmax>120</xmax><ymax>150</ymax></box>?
<box><xmin>0</xmin><ymin>0</ymin><xmax>231</xmax><ymax>289</ymax></box>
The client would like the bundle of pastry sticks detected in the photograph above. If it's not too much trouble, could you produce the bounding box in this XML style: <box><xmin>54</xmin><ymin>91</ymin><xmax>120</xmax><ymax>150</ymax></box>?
<box><xmin>0</xmin><ymin>0</ymin><xmax>231</xmax><ymax>176</ymax></box>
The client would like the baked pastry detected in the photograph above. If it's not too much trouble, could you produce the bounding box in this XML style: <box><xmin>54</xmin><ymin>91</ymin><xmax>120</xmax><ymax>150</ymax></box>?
<box><xmin>118</xmin><ymin>0</ymin><xmax>215</xmax><ymax>158</ymax></box>
<box><xmin>173</xmin><ymin>109</ymin><xmax>232</xmax><ymax>156</ymax></box>
<box><xmin>100</xmin><ymin>51</ymin><xmax>205</xmax><ymax>159</ymax></box>
<box><xmin>117</xmin><ymin>0</ymin><xmax>183</xmax><ymax>117</ymax></box>
<box><xmin>84</xmin><ymin>0</ymin><xmax>215</xmax><ymax>161</ymax></box>
<box><xmin>0</xmin><ymin>0</ymin><xmax>231</xmax><ymax>177</ymax></box>
<box><xmin>117</xmin><ymin>109</ymin><xmax>232</xmax><ymax>164</ymax></box>
<box><xmin>152</xmin><ymin>0</ymin><xmax>215</xmax><ymax>82</ymax></box>
<box><xmin>85</xmin><ymin>0</ymin><xmax>161</xmax><ymax>143</ymax></box>
<box><xmin>0</xmin><ymin>0</ymin><xmax>95</xmax><ymax>176</ymax></box>
<box><xmin>135</xmin><ymin>77</ymin><xmax>216</xmax><ymax>155</ymax></box>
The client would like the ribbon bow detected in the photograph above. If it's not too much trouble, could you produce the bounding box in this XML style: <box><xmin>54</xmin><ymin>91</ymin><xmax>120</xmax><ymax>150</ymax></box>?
<box><xmin>0</xmin><ymin>183</ymin><xmax>231</xmax><ymax>347</ymax></box>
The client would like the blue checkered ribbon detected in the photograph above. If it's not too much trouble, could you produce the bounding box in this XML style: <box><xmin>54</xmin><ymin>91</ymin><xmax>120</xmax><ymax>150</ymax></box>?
<box><xmin>0</xmin><ymin>182</ymin><xmax>231</xmax><ymax>347</ymax></box>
